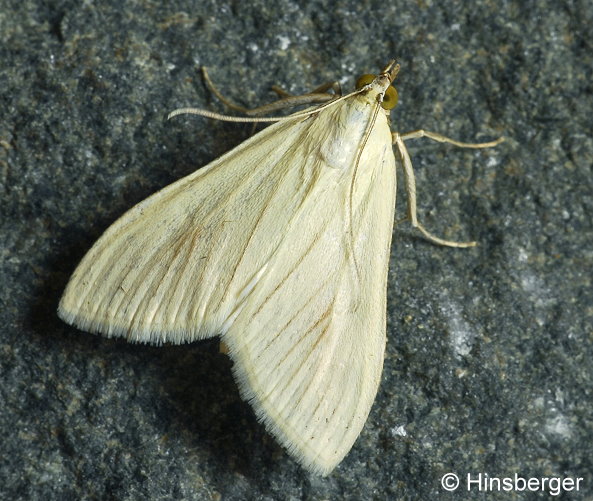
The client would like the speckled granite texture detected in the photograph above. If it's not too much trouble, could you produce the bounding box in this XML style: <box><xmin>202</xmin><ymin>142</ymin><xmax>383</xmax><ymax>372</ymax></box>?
<box><xmin>1</xmin><ymin>0</ymin><xmax>592</xmax><ymax>499</ymax></box>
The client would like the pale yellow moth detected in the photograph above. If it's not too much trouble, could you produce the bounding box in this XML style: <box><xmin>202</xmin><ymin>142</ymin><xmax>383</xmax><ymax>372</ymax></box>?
<box><xmin>58</xmin><ymin>61</ymin><xmax>502</xmax><ymax>475</ymax></box>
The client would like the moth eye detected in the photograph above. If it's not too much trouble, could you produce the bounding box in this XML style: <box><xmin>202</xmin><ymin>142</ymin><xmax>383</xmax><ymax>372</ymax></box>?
<box><xmin>356</xmin><ymin>74</ymin><xmax>398</xmax><ymax>110</ymax></box>
<box><xmin>381</xmin><ymin>85</ymin><xmax>398</xmax><ymax>110</ymax></box>
<box><xmin>355</xmin><ymin>74</ymin><xmax>376</xmax><ymax>89</ymax></box>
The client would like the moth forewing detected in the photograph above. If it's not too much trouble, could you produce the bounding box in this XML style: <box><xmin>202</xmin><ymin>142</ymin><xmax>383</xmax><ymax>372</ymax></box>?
<box><xmin>222</xmin><ymin>93</ymin><xmax>396</xmax><ymax>474</ymax></box>
<box><xmin>58</xmin><ymin>114</ymin><xmax>316</xmax><ymax>343</ymax></box>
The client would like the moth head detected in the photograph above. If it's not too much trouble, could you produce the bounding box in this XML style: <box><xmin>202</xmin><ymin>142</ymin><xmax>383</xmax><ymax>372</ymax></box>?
<box><xmin>355</xmin><ymin>60</ymin><xmax>400</xmax><ymax>110</ymax></box>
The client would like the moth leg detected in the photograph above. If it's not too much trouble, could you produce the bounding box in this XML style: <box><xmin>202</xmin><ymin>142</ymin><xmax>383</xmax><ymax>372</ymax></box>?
<box><xmin>201</xmin><ymin>66</ymin><xmax>250</xmax><ymax>114</ymax></box>
<box><xmin>202</xmin><ymin>67</ymin><xmax>338</xmax><ymax>116</ymax></box>
<box><xmin>219</xmin><ymin>340</ymin><xmax>230</xmax><ymax>355</ymax></box>
<box><xmin>271</xmin><ymin>80</ymin><xmax>342</xmax><ymax>98</ymax></box>
<box><xmin>393</xmin><ymin>216</ymin><xmax>408</xmax><ymax>227</ymax></box>
<box><xmin>399</xmin><ymin>129</ymin><xmax>504</xmax><ymax>148</ymax></box>
<box><xmin>392</xmin><ymin>131</ymin><xmax>502</xmax><ymax>248</ymax></box>
<box><xmin>270</xmin><ymin>85</ymin><xmax>292</xmax><ymax>98</ymax></box>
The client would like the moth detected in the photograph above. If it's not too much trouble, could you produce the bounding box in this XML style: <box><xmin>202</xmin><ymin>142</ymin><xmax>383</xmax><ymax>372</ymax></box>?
<box><xmin>59</xmin><ymin>61</ymin><xmax>502</xmax><ymax>474</ymax></box>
